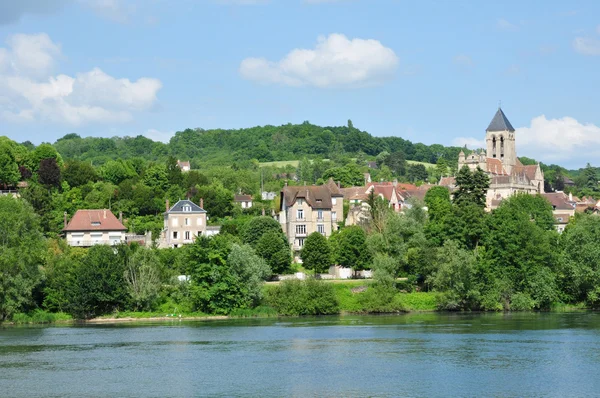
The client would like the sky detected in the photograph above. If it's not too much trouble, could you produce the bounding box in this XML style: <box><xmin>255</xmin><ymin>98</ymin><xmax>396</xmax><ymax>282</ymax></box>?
<box><xmin>0</xmin><ymin>0</ymin><xmax>599</xmax><ymax>168</ymax></box>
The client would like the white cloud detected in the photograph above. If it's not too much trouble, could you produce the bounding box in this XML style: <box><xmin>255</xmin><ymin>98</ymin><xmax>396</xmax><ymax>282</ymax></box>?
<box><xmin>0</xmin><ymin>0</ymin><xmax>69</xmax><ymax>25</ymax></box>
<box><xmin>573</xmin><ymin>37</ymin><xmax>600</xmax><ymax>55</ymax></box>
<box><xmin>456</xmin><ymin>115</ymin><xmax>600</xmax><ymax>167</ymax></box>
<box><xmin>453</xmin><ymin>54</ymin><xmax>473</xmax><ymax>68</ymax></box>
<box><xmin>0</xmin><ymin>33</ymin><xmax>162</xmax><ymax>126</ymax></box>
<box><xmin>496</xmin><ymin>18</ymin><xmax>518</xmax><ymax>32</ymax></box>
<box><xmin>240</xmin><ymin>33</ymin><xmax>398</xmax><ymax>88</ymax></box>
<box><xmin>144</xmin><ymin>128</ymin><xmax>174</xmax><ymax>143</ymax></box>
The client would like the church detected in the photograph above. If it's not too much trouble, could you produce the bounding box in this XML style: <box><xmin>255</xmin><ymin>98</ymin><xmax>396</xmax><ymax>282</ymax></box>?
<box><xmin>457</xmin><ymin>108</ymin><xmax>544</xmax><ymax>209</ymax></box>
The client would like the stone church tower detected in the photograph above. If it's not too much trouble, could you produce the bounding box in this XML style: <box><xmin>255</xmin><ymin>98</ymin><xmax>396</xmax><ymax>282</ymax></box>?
<box><xmin>454</xmin><ymin>107</ymin><xmax>545</xmax><ymax>209</ymax></box>
<box><xmin>486</xmin><ymin>107</ymin><xmax>517</xmax><ymax>175</ymax></box>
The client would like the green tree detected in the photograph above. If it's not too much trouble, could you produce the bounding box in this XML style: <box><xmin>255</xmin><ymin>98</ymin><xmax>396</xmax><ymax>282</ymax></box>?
<box><xmin>227</xmin><ymin>244</ymin><xmax>271</xmax><ymax>306</ymax></box>
<box><xmin>454</xmin><ymin>165</ymin><xmax>489</xmax><ymax>208</ymax></box>
<box><xmin>583</xmin><ymin>163</ymin><xmax>598</xmax><ymax>191</ymax></box>
<box><xmin>100</xmin><ymin>160</ymin><xmax>138</xmax><ymax>185</ymax></box>
<box><xmin>407</xmin><ymin>163</ymin><xmax>428</xmax><ymax>182</ymax></box>
<box><xmin>322</xmin><ymin>163</ymin><xmax>364</xmax><ymax>187</ymax></box>
<box><xmin>0</xmin><ymin>142</ymin><xmax>20</xmax><ymax>187</ymax></box>
<box><xmin>31</xmin><ymin>143</ymin><xmax>62</xmax><ymax>170</ymax></box>
<box><xmin>166</xmin><ymin>156</ymin><xmax>184</xmax><ymax>186</ymax></box>
<box><xmin>242</xmin><ymin>216</ymin><xmax>284</xmax><ymax>247</ymax></box>
<box><xmin>385</xmin><ymin>151</ymin><xmax>407</xmax><ymax>176</ymax></box>
<box><xmin>560</xmin><ymin>215</ymin><xmax>600</xmax><ymax>307</ymax></box>
<box><xmin>335</xmin><ymin>226</ymin><xmax>372</xmax><ymax>273</ymax></box>
<box><xmin>143</xmin><ymin>165</ymin><xmax>169</xmax><ymax>191</ymax></box>
<box><xmin>255</xmin><ymin>230</ymin><xmax>291</xmax><ymax>274</ymax></box>
<box><xmin>63</xmin><ymin>160</ymin><xmax>98</xmax><ymax>188</ymax></box>
<box><xmin>430</xmin><ymin>240</ymin><xmax>481</xmax><ymax>310</ymax></box>
<box><xmin>195</xmin><ymin>181</ymin><xmax>233</xmax><ymax>219</ymax></box>
<box><xmin>0</xmin><ymin>197</ymin><xmax>46</xmax><ymax>320</ymax></box>
<box><xmin>66</xmin><ymin>245</ymin><xmax>129</xmax><ymax>319</ymax></box>
<box><xmin>38</xmin><ymin>158</ymin><xmax>62</xmax><ymax>187</ymax></box>
<box><xmin>124</xmin><ymin>248</ymin><xmax>162</xmax><ymax>311</ymax></box>
<box><xmin>301</xmin><ymin>232</ymin><xmax>331</xmax><ymax>274</ymax></box>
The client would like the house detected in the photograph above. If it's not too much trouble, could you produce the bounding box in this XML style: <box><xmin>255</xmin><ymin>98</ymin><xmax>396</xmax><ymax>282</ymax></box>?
<box><xmin>234</xmin><ymin>193</ymin><xmax>253</xmax><ymax>209</ymax></box>
<box><xmin>160</xmin><ymin>199</ymin><xmax>207</xmax><ymax>248</ymax></box>
<box><xmin>261</xmin><ymin>191</ymin><xmax>277</xmax><ymax>201</ymax></box>
<box><xmin>176</xmin><ymin>160</ymin><xmax>191</xmax><ymax>172</ymax></box>
<box><xmin>63</xmin><ymin>209</ymin><xmax>127</xmax><ymax>247</ymax></box>
<box><xmin>542</xmin><ymin>192</ymin><xmax>576</xmax><ymax>233</ymax></box>
<box><xmin>367</xmin><ymin>161</ymin><xmax>378</xmax><ymax>169</ymax></box>
<box><xmin>279</xmin><ymin>179</ymin><xmax>344</xmax><ymax>252</ymax></box>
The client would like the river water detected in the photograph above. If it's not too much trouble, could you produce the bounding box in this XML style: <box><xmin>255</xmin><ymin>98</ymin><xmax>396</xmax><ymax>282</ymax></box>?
<box><xmin>2</xmin><ymin>313</ymin><xmax>600</xmax><ymax>397</ymax></box>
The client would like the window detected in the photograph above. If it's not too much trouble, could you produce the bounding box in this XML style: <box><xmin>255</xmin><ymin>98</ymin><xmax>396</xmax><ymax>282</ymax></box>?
<box><xmin>91</xmin><ymin>221</ymin><xmax>101</xmax><ymax>226</ymax></box>
<box><xmin>297</xmin><ymin>199</ymin><xmax>304</xmax><ymax>205</ymax></box>
<box><xmin>173</xmin><ymin>231</ymin><xmax>178</xmax><ymax>240</ymax></box>
<box><xmin>317</xmin><ymin>210</ymin><xmax>323</xmax><ymax>220</ymax></box>
<box><xmin>295</xmin><ymin>225</ymin><xmax>306</xmax><ymax>235</ymax></box>
<box><xmin>185</xmin><ymin>218</ymin><xmax>190</xmax><ymax>226</ymax></box>
<box><xmin>332</xmin><ymin>211</ymin><xmax>337</xmax><ymax>221</ymax></box>
<box><xmin>183</xmin><ymin>205</ymin><xmax>191</xmax><ymax>212</ymax></box>
<box><xmin>172</xmin><ymin>217</ymin><xmax>178</xmax><ymax>227</ymax></box>
<box><xmin>185</xmin><ymin>231</ymin><xmax>191</xmax><ymax>240</ymax></box>
<box><xmin>317</xmin><ymin>224</ymin><xmax>325</xmax><ymax>235</ymax></box>
<box><xmin>198</xmin><ymin>231</ymin><xmax>202</xmax><ymax>237</ymax></box>
<box><xmin>332</xmin><ymin>198</ymin><xmax>337</xmax><ymax>205</ymax></box>
<box><xmin>297</xmin><ymin>209</ymin><xmax>304</xmax><ymax>220</ymax></box>
<box><xmin>297</xmin><ymin>238</ymin><xmax>305</xmax><ymax>248</ymax></box>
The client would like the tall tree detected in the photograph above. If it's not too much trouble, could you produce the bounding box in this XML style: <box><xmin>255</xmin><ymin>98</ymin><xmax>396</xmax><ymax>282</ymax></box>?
<box><xmin>454</xmin><ymin>165</ymin><xmax>489</xmax><ymax>208</ymax></box>
<box><xmin>38</xmin><ymin>158</ymin><xmax>62</xmax><ymax>188</ymax></box>
<box><xmin>301</xmin><ymin>232</ymin><xmax>332</xmax><ymax>274</ymax></box>
<box><xmin>0</xmin><ymin>197</ymin><xmax>46</xmax><ymax>320</ymax></box>
<box><xmin>0</xmin><ymin>142</ymin><xmax>20</xmax><ymax>187</ymax></box>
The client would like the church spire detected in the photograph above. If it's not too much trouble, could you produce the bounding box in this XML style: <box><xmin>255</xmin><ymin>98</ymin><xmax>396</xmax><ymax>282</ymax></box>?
<box><xmin>486</xmin><ymin>107</ymin><xmax>515</xmax><ymax>132</ymax></box>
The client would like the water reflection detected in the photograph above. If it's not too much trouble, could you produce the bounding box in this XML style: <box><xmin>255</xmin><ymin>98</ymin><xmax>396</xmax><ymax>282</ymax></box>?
<box><xmin>2</xmin><ymin>313</ymin><xmax>600</xmax><ymax>397</ymax></box>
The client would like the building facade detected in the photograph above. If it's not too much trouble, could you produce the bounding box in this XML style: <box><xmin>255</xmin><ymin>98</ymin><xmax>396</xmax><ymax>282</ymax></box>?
<box><xmin>279</xmin><ymin>179</ymin><xmax>344</xmax><ymax>251</ymax></box>
<box><xmin>234</xmin><ymin>194</ymin><xmax>253</xmax><ymax>209</ymax></box>
<box><xmin>63</xmin><ymin>209</ymin><xmax>127</xmax><ymax>247</ymax></box>
<box><xmin>161</xmin><ymin>199</ymin><xmax>207</xmax><ymax>248</ymax></box>
<box><xmin>458</xmin><ymin>108</ymin><xmax>544</xmax><ymax>208</ymax></box>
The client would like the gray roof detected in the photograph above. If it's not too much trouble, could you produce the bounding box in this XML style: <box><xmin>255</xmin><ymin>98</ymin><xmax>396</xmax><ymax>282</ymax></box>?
<box><xmin>167</xmin><ymin>199</ymin><xmax>206</xmax><ymax>214</ymax></box>
<box><xmin>486</xmin><ymin>108</ymin><xmax>515</xmax><ymax>132</ymax></box>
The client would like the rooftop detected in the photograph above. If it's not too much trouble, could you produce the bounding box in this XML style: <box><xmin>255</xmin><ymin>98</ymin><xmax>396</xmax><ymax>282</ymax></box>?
<box><xmin>63</xmin><ymin>209</ymin><xmax>126</xmax><ymax>232</ymax></box>
<box><xmin>486</xmin><ymin>107</ymin><xmax>515</xmax><ymax>132</ymax></box>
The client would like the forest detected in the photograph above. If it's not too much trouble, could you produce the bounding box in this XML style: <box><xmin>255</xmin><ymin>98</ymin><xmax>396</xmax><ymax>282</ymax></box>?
<box><xmin>1</xmin><ymin>121</ymin><xmax>600</xmax><ymax>322</ymax></box>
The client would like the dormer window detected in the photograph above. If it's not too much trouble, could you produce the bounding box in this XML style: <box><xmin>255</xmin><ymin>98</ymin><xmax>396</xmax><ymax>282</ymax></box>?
<box><xmin>91</xmin><ymin>221</ymin><xmax>101</xmax><ymax>226</ymax></box>
<box><xmin>183</xmin><ymin>205</ymin><xmax>192</xmax><ymax>212</ymax></box>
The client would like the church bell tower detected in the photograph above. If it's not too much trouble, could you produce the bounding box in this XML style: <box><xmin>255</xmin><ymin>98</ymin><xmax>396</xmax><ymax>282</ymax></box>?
<box><xmin>485</xmin><ymin>107</ymin><xmax>516</xmax><ymax>174</ymax></box>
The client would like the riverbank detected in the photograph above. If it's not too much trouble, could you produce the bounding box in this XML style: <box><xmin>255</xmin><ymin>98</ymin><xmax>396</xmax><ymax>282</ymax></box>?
<box><xmin>4</xmin><ymin>280</ymin><xmax>590</xmax><ymax>326</ymax></box>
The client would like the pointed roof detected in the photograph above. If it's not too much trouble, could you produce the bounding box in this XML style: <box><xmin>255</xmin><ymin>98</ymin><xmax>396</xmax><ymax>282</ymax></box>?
<box><xmin>166</xmin><ymin>199</ymin><xmax>206</xmax><ymax>214</ymax></box>
<box><xmin>486</xmin><ymin>108</ymin><xmax>515</xmax><ymax>132</ymax></box>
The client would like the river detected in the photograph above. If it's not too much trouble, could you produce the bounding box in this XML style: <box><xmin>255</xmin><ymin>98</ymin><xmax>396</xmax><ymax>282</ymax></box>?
<box><xmin>2</xmin><ymin>312</ymin><xmax>600</xmax><ymax>397</ymax></box>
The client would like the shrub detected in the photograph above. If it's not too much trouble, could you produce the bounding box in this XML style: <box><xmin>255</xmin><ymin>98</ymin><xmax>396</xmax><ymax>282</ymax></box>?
<box><xmin>265</xmin><ymin>279</ymin><xmax>339</xmax><ymax>316</ymax></box>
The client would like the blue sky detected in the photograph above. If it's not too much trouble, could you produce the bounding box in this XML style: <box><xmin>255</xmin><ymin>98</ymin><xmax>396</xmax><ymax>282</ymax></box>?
<box><xmin>0</xmin><ymin>0</ymin><xmax>599</xmax><ymax>168</ymax></box>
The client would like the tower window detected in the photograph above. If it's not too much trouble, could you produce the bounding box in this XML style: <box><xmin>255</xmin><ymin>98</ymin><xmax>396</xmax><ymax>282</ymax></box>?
<box><xmin>492</xmin><ymin>136</ymin><xmax>497</xmax><ymax>158</ymax></box>
<box><xmin>500</xmin><ymin>136</ymin><xmax>505</xmax><ymax>159</ymax></box>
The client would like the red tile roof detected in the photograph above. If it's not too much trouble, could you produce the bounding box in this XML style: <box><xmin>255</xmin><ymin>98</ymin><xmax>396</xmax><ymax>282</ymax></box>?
<box><xmin>486</xmin><ymin>158</ymin><xmax>508</xmax><ymax>175</ymax></box>
<box><xmin>63</xmin><ymin>209</ymin><xmax>126</xmax><ymax>232</ymax></box>
<box><xmin>542</xmin><ymin>193</ymin><xmax>575</xmax><ymax>211</ymax></box>
<box><xmin>234</xmin><ymin>194</ymin><xmax>252</xmax><ymax>202</ymax></box>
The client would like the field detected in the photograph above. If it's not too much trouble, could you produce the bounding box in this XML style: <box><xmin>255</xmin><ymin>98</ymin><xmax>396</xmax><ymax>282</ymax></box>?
<box><xmin>407</xmin><ymin>160</ymin><xmax>436</xmax><ymax>169</ymax></box>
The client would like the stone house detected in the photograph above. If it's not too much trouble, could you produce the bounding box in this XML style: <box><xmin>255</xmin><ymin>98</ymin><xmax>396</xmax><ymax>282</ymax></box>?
<box><xmin>160</xmin><ymin>199</ymin><xmax>207</xmax><ymax>248</ymax></box>
<box><xmin>542</xmin><ymin>192</ymin><xmax>576</xmax><ymax>233</ymax></box>
<box><xmin>176</xmin><ymin>160</ymin><xmax>191</xmax><ymax>172</ymax></box>
<box><xmin>279</xmin><ymin>179</ymin><xmax>344</xmax><ymax>251</ymax></box>
<box><xmin>63</xmin><ymin>209</ymin><xmax>127</xmax><ymax>247</ymax></box>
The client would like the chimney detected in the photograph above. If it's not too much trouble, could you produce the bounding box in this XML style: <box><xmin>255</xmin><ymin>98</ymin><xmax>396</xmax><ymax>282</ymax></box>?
<box><xmin>337</xmin><ymin>181</ymin><xmax>341</xmax><ymax>188</ymax></box>
<box><xmin>393</xmin><ymin>179</ymin><xmax>398</xmax><ymax>187</ymax></box>
<box><xmin>262</xmin><ymin>208</ymin><xmax>266</xmax><ymax>216</ymax></box>
<box><xmin>166</xmin><ymin>199</ymin><xmax>170</xmax><ymax>212</ymax></box>
<box><xmin>103</xmin><ymin>210</ymin><xmax>107</xmax><ymax>219</ymax></box>
<box><xmin>569</xmin><ymin>192</ymin><xmax>573</xmax><ymax>202</ymax></box>
<box><xmin>119</xmin><ymin>211</ymin><xmax>123</xmax><ymax>223</ymax></box>
<box><xmin>200</xmin><ymin>198</ymin><xmax>204</xmax><ymax>209</ymax></box>
<box><xmin>63</xmin><ymin>212</ymin><xmax>67</xmax><ymax>228</ymax></box>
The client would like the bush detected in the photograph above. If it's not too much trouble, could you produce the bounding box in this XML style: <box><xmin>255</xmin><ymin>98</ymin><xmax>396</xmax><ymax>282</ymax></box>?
<box><xmin>510</xmin><ymin>293</ymin><xmax>536</xmax><ymax>311</ymax></box>
<box><xmin>10</xmin><ymin>310</ymin><xmax>72</xmax><ymax>324</ymax></box>
<box><xmin>265</xmin><ymin>279</ymin><xmax>339</xmax><ymax>316</ymax></box>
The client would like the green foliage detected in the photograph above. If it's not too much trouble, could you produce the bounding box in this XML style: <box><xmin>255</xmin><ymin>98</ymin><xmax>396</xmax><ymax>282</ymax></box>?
<box><xmin>100</xmin><ymin>160</ymin><xmax>138</xmax><ymax>185</ymax></box>
<box><xmin>322</xmin><ymin>163</ymin><xmax>364</xmax><ymax>187</ymax></box>
<box><xmin>124</xmin><ymin>248</ymin><xmax>162</xmax><ymax>311</ymax></box>
<box><xmin>195</xmin><ymin>181</ymin><xmax>233</xmax><ymax>219</ymax></box>
<box><xmin>38</xmin><ymin>158</ymin><xmax>62</xmax><ymax>187</ymax></box>
<box><xmin>255</xmin><ymin>231</ymin><xmax>291</xmax><ymax>274</ymax></box>
<box><xmin>66</xmin><ymin>245</ymin><xmax>129</xmax><ymax>319</ymax></box>
<box><xmin>0</xmin><ymin>141</ymin><xmax>20</xmax><ymax>187</ymax></box>
<box><xmin>227</xmin><ymin>244</ymin><xmax>271</xmax><ymax>306</ymax></box>
<box><xmin>10</xmin><ymin>310</ymin><xmax>72</xmax><ymax>324</ymax></box>
<box><xmin>301</xmin><ymin>232</ymin><xmax>331</xmax><ymax>274</ymax></box>
<box><xmin>242</xmin><ymin>216</ymin><xmax>283</xmax><ymax>247</ymax></box>
<box><xmin>0</xmin><ymin>197</ymin><xmax>46</xmax><ymax>321</ymax></box>
<box><xmin>454</xmin><ymin>166</ymin><xmax>489</xmax><ymax>208</ymax></box>
<box><xmin>559</xmin><ymin>214</ymin><xmax>600</xmax><ymax>307</ymax></box>
<box><xmin>265</xmin><ymin>279</ymin><xmax>339</xmax><ymax>315</ymax></box>
<box><xmin>334</xmin><ymin>226</ymin><xmax>372</xmax><ymax>271</ymax></box>
<box><xmin>63</xmin><ymin>160</ymin><xmax>98</xmax><ymax>187</ymax></box>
